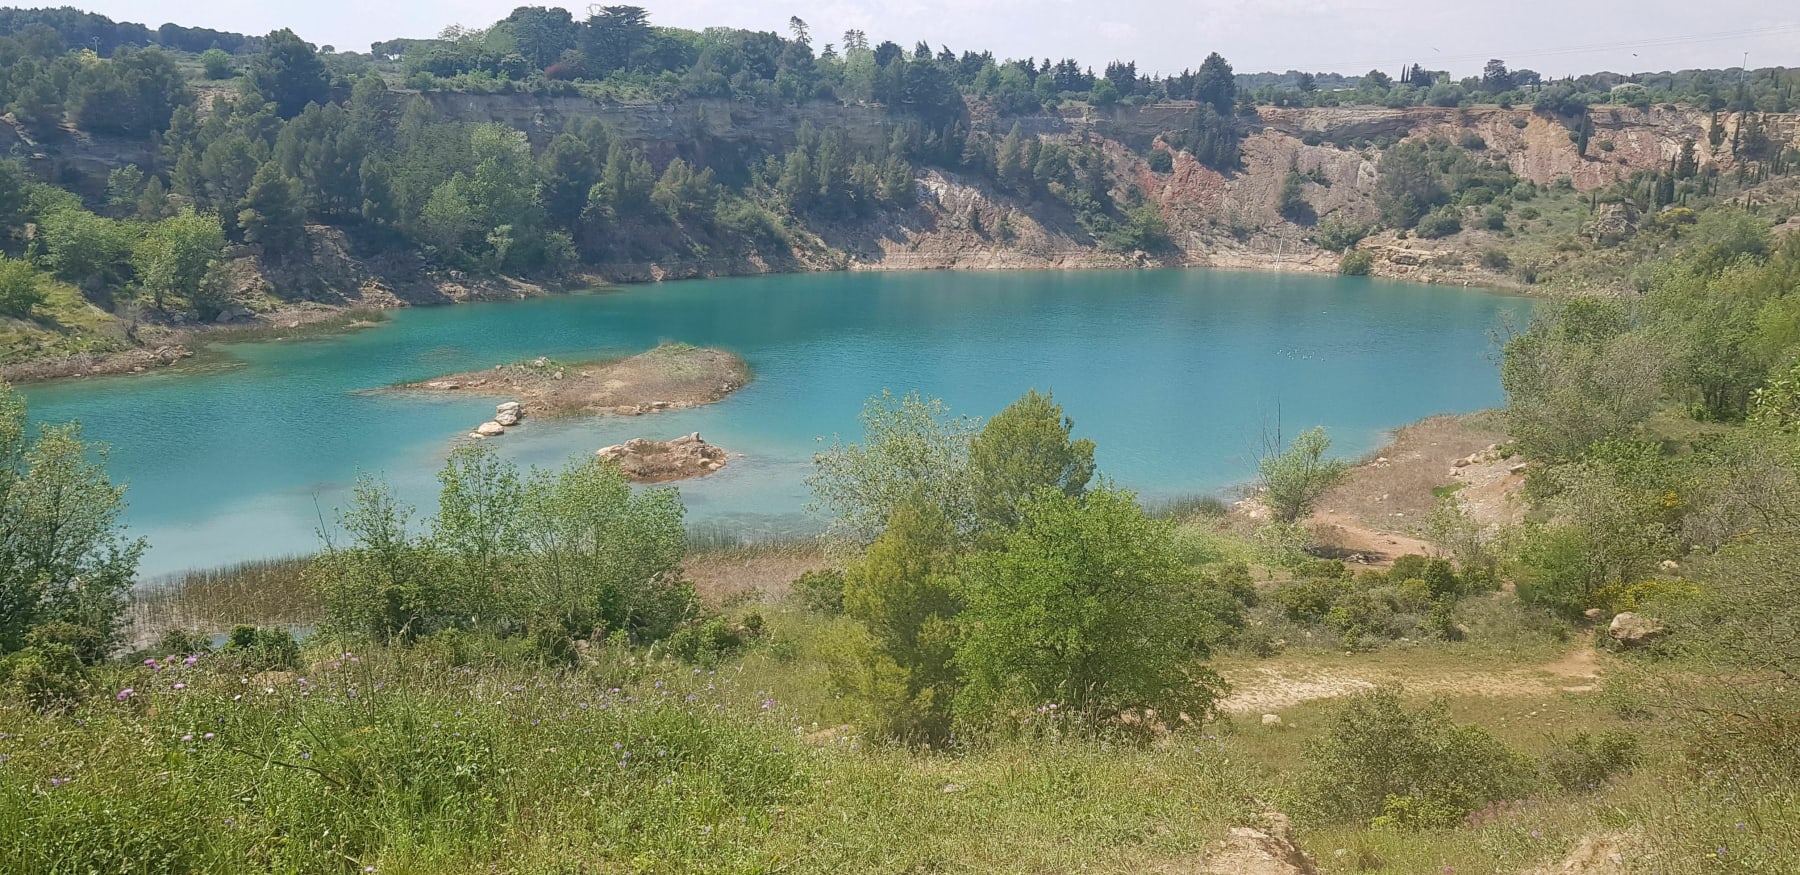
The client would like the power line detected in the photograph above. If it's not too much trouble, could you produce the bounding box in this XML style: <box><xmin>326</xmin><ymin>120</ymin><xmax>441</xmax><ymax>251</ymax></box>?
<box><xmin>1303</xmin><ymin>22</ymin><xmax>1800</xmax><ymax>72</ymax></box>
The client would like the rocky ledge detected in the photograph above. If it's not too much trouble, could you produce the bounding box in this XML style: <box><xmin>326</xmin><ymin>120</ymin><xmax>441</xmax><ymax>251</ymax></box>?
<box><xmin>595</xmin><ymin>433</ymin><xmax>730</xmax><ymax>483</ymax></box>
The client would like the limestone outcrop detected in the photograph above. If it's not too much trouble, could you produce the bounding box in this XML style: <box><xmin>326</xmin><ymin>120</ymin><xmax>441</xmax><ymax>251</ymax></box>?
<box><xmin>595</xmin><ymin>433</ymin><xmax>730</xmax><ymax>483</ymax></box>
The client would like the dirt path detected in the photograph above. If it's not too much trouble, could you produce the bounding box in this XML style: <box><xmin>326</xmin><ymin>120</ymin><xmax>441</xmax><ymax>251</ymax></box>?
<box><xmin>1218</xmin><ymin>647</ymin><xmax>1604</xmax><ymax>714</ymax></box>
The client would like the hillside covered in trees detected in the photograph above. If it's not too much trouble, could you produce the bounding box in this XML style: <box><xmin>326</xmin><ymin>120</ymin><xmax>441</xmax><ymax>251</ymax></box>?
<box><xmin>0</xmin><ymin>5</ymin><xmax>1798</xmax><ymax>376</ymax></box>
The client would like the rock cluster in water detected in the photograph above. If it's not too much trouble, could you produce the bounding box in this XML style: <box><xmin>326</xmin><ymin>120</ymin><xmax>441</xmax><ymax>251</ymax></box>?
<box><xmin>595</xmin><ymin>433</ymin><xmax>729</xmax><ymax>482</ymax></box>
<box><xmin>469</xmin><ymin>401</ymin><xmax>524</xmax><ymax>438</ymax></box>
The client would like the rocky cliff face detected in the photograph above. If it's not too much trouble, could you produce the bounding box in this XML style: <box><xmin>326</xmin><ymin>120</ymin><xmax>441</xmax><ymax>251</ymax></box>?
<box><xmin>11</xmin><ymin>96</ymin><xmax>1800</xmax><ymax>322</ymax></box>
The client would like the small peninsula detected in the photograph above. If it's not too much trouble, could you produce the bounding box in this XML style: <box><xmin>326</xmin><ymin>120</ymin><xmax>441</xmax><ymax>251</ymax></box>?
<box><xmin>393</xmin><ymin>343</ymin><xmax>751</xmax><ymax>418</ymax></box>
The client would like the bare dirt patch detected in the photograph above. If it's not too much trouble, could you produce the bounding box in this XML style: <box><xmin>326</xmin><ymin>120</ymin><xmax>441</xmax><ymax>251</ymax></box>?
<box><xmin>1217</xmin><ymin>646</ymin><xmax>1605</xmax><ymax>715</ymax></box>
<box><xmin>392</xmin><ymin>343</ymin><xmax>750</xmax><ymax>419</ymax></box>
<box><xmin>1303</xmin><ymin>412</ymin><xmax>1527</xmax><ymax>566</ymax></box>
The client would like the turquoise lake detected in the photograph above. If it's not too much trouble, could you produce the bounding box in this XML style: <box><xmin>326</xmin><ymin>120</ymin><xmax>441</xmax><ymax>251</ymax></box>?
<box><xmin>19</xmin><ymin>269</ymin><xmax>1531</xmax><ymax>578</ymax></box>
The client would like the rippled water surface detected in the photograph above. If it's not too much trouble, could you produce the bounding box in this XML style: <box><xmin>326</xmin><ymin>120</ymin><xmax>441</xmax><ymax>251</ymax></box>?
<box><xmin>20</xmin><ymin>269</ymin><xmax>1531</xmax><ymax>576</ymax></box>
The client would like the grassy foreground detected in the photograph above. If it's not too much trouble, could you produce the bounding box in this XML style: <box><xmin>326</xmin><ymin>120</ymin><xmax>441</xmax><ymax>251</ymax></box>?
<box><xmin>5</xmin><ymin>589</ymin><xmax>1795</xmax><ymax>874</ymax></box>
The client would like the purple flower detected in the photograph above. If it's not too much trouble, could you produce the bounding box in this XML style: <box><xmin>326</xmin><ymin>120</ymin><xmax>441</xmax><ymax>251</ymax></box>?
<box><xmin>116</xmin><ymin>688</ymin><xmax>136</xmax><ymax>701</ymax></box>
<box><xmin>49</xmin><ymin>777</ymin><xmax>67</xmax><ymax>786</ymax></box>
<box><xmin>203</xmin><ymin>732</ymin><xmax>215</xmax><ymax>740</ymax></box>
<box><xmin>143</xmin><ymin>658</ymin><xmax>157</xmax><ymax>667</ymax></box>
<box><xmin>184</xmin><ymin>655</ymin><xmax>199</xmax><ymax>666</ymax></box>
<box><xmin>173</xmin><ymin>683</ymin><xmax>187</xmax><ymax>691</ymax></box>
<box><xmin>300</xmin><ymin>752</ymin><xmax>311</xmax><ymax>760</ymax></box>
<box><xmin>182</xmin><ymin>734</ymin><xmax>193</xmax><ymax>742</ymax></box>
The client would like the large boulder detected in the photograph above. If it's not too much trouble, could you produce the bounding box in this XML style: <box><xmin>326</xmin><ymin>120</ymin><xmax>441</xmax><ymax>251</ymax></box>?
<box><xmin>1608</xmin><ymin>612</ymin><xmax>1664</xmax><ymax>647</ymax></box>
<box><xmin>474</xmin><ymin>421</ymin><xmax>506</xmax><ymax>437</ymax></box>
<box><xmin>494</xmin><ymin>401</ymin><xmax>522</xmax><ymax>427</ymax></box>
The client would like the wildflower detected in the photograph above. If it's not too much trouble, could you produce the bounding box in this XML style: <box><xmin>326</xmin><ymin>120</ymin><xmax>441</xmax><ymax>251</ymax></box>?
<box><xmin>224</xmin><ymin>818</ymin><xmax>234</xmax><ymax>826</ymax></box>
<box><xmin>182</xmin><ymin>734</ymin><xmax>193</xmax><ymax>742</ymax></box>
<box><xmin>143</xmin><ymin>658</ymin><xmax>157</xmax><ymax>667</ymax></box>
<box><xmin>301</xmin><ymin>752</ymin><xmax>312</xmax><ymax>760</ymax></box>
<box><xmin>49</xmin><ymin>777</ymin><xmax>67</xmax><ymax>786</ymax></box>
<box><xmin>184</xmin><ymin>655</ymin><xmax>199</xmax><ymax>666</ymax></box>
<box><xmin>173</xmin><ymin>683</ymin><xmax>187</xmax><ymax>691</ymax></box>
<box><xmin>203</xmin><ymin>733</ymin><xmax>215</xmax><ymax>740</ymax></box>
<box><xmin>116</xmin><ymin>688</ymin><xmax>136</xmax><ymax>701</ymax></box>
<box><xmin>762</xmin><ymin>699</ymin><xmax>775</xmax><ymax>709</ymax></box>
<box><xmin>297</xmin><ymin>678</ymin><xmax>310</xmax><ymax>687</ymax></box>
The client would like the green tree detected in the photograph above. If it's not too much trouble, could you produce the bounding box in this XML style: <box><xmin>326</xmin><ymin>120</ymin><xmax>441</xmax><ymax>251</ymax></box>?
<box><xmin>0</xmin><ymin>383</ymin><xmax>145</xmax><ymax>656</ymax></box>
<box><xmin>583</xmin><ymin>5</ymin><xmax>651</xmax><ymax>74</ymax></box>
<box><xmin>1376</xmin><ymin>140</ymin><xmax>1446</xmax><ymax>229</ymax></box>
<box><xmin>36</xmin><ymin>208</ymin><xmax>133</xmax><ymax>293</ymax></box>
<box><xmin>969</xmin><ymin>389</ymin><xmax>1095</xmax><ymax>536</ymax></box>
<box><xmin>200</xmin><ymin>48</ymin><xmax>235</xmax><ymax>79</ymax></box>
<box><xmin>237</xmin><ymin>163</ymin><xmax>306</xmax><ymax>260</ymax></box>
<box><xmin>651</xmin><ymin>157</ymin><xmax>720</xmax><ymax>222</ymax></box>
<box><xmin>830</xmin><ymin>497</ymin><xmax>963</xmax><ymax>742</ymax></box>
<box><xmin>517</xmin><ymin>457</ymin><xmax>690</xmax><ymax>639</ymax></box>
<box><xmin>131</xmin><ymin>210</ymin><xmax>224</xmax><ymax>312</ymax></box>
<box><xmin>808</xmin><ymin>390</ymin><xmax>980</xmax><ymax>544</ymax></box>
<box><xmin>1258</xmin><ymin>426</ymin><xmax>1349</xmax><ymax>523</ymax></box>
<box><xmin>955</xmin><ymin>487</ymin><xmax>1223</xmax><ymax>726</ymax></box>
<box><xmin>310</xmin><ymin>475</ymin><xmax>436</xmax><ymax>642</ymax></box>
<box><xmin>430</xmin><ymin>442</ymin><xmax>526</xmax><ymax>626</ymax></box>
<box><xmin>1277</xmin><ymin>170</ymin><xmax>1314</xmax><ymax>223</ymax></box>
<box><xmin>0</xmin><ymin>257</ymin><xmax>47</xmax><ymax>318</ymax></box>
<box><xmin>1502</xmin><ymin>300</ymin><xmax>1667</xmax><ymax>460</ymax></box>
<box><xmin>248</xmin><ymin>28</ymin><xmax>331</xmax><ymax>119</ymax></box>
<box><xmin>1193</xmin><ymin>52</ymin><xmax>1237</xmax><ymax>115</ymax></box>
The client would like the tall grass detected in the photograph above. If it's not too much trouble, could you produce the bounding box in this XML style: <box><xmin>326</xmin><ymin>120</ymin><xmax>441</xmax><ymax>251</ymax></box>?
<box><xmin>0</xmin><ymin>634</ymin><xmax>1255</xmax><ymax>874</ymax></box>
<box><xmin>128</xmin><ymin>556</ymin><xmax>320</xmax><ymax>646</ymax></box>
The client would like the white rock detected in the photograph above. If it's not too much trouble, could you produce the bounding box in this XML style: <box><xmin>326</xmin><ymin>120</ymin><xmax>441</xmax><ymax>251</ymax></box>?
<box><xmin>494</xmin><ymin>409</ymin><xmax>520</xmax><ymax>427</ymax></box>
<box><xmin>475</xmin><ymin>421</ymin><xmax>505</xmax><ymax>437</ymax></box>
<box><xmin>1261</xmin><ymin>713</ymin><xmax>1282</xmax><ymax>726</ymax></box>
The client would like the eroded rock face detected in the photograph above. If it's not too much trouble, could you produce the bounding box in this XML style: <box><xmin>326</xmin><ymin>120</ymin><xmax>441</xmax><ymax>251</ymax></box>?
<box><xmin>595</xmin><ymin>433</ymin><xmax>729</xmax><ymax>483</ymax></box>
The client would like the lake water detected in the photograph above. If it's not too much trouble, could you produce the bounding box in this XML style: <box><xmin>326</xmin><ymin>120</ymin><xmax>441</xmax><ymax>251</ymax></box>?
<box><xmin>19</xmin><ymin>269</ymin><xmax>1531</xmax><ymax>578</ymax></box>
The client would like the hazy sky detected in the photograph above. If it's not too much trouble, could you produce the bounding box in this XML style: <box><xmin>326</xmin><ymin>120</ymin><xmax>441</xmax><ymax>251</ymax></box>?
<box><xmin>77</xmin><ymin>0</ymin><xmax>1799</xmax><ymax>78</ymax></box>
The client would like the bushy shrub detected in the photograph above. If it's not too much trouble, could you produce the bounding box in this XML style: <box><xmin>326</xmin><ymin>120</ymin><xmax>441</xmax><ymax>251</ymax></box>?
<box><xmin>25</xmin><ymin>621</ymin><xmax>108</xmax><ymax>666</ymax></box>
<box><xmin>1458</xmin><ymin>131</ymin><xmax>1487</xmax><ymax>150</ymax></box>
<box><xmin>221</xmin><ymin>625</ymin><xmax>299</xmax><ymax>671</ymax></box>
<box><xmin>1414</xmin><ymin>205</ymin><xmax>1464</xmax><ymax>238</ymax></box>
<box><xmin>1293</xmin><ymin>688</ymin><xmax>1535</xmax><ymax>827</ymax></box>
<box><xmin>1339</xmin><ymin>250</ymin><xmax>1374</xmax><ymax>275</ymax></box>
<box><xmin>1481</xmin><ymin>248</ymin><xmax>1512</xmax><ymax>270</ymax></box>
<box><xmin>790</xmin><ymin>568</ymin><xmax>846</xmax><ymax>614</ymax></box>
<box><xmin>0</xmin><ymin>642</ymin><xmax>87</xmax><ymax>713</ymax></box>
<box><xmin>663</xmin><ymin>617</ymin><xmax>747</xmax><ymax>666</ymax></box>
<box><xmin>1146</xmin><ymin>149</ymin><xmax>1173</xmax><ymax>173</ymax></box>
<box><xmin>1543</xmin><ymin>730</ymin><xmax>1639</xmax><ymax>792</ymax></box>
<box><xmin>1312</xmin><ymin>216</ymin><xmax>1371</xmax><ymax>253</ymax></box>
<box><xmin>155</xmin><ymin>628</ymin><xmax>214</xmax><ymax>657</ymax></box>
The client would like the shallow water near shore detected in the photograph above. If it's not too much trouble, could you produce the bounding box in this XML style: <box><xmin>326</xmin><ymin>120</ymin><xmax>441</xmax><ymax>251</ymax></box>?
<box><xmin>20</xmin><ymin>269</ymin><xmax>1531</xmax><ymax>577</ymax></box>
